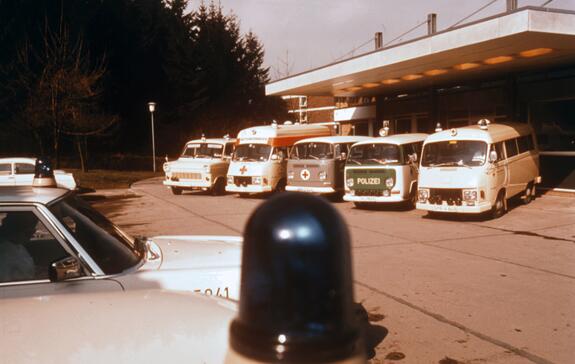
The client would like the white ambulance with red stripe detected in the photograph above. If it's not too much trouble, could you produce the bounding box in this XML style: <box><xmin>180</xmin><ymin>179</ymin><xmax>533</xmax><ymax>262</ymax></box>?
<box><xmin>226</xmin><ymin>122</ymin><xmax>335</xmax><ymax>195</ymax></box>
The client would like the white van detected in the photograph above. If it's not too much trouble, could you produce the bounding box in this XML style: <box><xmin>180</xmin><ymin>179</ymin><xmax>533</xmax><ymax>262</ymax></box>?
<box><xmin>343</xmin><ymin>134</ymin><xmax>427</xmax><ymax>208</ymax></box>
<box><xmin>286</xmin><ymin>135</ymin><xmax>372</xmax><ymax>196</ymax></box>
<box><xmin>226</xmin><ymin>122</ymin><xmax>335</xmax><ymax>195</ymax></box>
<box><xmin>163</xmin><ymin>136</ymin><xmax>236</xmax><ymax>195</ymax></box>
<box><xmin>417</xmin><ymin>120</ymin><xmax>540</xmax><ymax>218</ymax></box>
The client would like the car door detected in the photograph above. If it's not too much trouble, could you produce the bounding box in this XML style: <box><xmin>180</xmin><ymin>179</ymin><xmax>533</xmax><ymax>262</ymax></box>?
<box><xmin>13</xmin><ymin>162</ymin><xmax>35</xmax><ymax>186</ymax></box>
<box><xmin>0</xmin><ymin>207</ymin><xmax>122</xmax><ymax>299</ymax></box>
<box><xmin>0</xmin><ymin>162</ymin><xmax>15</xmax><ymax>185</ymax></box>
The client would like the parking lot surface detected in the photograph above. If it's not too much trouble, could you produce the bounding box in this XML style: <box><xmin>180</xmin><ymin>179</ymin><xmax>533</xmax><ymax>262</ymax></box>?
<box><xmin>90</xmin><ymin>178</ymin><xmax>575</xmax><ymax>364</ymax></box>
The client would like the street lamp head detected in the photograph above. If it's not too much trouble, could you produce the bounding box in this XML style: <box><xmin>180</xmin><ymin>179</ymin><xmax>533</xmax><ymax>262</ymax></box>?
<box><xmin>148</xmin><ymin>102</ymin><xmax>156</xmax><ymax>113</ymax></box>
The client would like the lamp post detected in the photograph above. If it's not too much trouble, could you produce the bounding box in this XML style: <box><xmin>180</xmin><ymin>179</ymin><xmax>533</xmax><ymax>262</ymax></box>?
<box><xmin>148</xmin><ymin>102</ymin><xmax>157</xmax><ymax>172</ymax></box>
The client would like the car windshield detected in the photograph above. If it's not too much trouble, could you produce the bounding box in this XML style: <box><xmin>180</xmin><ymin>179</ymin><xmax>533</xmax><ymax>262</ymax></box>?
<box><xmin>48</xmin><ymin>196</ymin><xmax>140</xmax><ymax>274</ymax></box>
<box><xmin>347</xmin><ymin>143</ymin><xmax>401</xmax><ymax>165</ymax></box>
<box><xmin>182</xmin><ymin>143</ymin><xmax>223</xmax><ymax>158</ymax></box>
<box><xmin>233</xmin><ymin>144</ymin><xmax>272</xmax><ymax>162</ymax></box>
<box><xmin>290</xmin><ymin>142</ymin><xmax>333</xmax><ymax>160</ymax></box>
<box><xmin>421</xmin><ymin>140</ymin><xmax>487</xmax><ymax>167</ymax></box>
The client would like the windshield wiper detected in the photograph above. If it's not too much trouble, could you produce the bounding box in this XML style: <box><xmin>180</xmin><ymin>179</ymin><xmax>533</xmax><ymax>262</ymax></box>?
<box><xmin>347</xmin><ymin>158</ymin><xmax>361</xmax><ymax>165</ymax></box>
<box><xmin>195</xmin><ymin>154</ymin><xmax>212</xmax><ymax>158</ymax></box>
<box><xmin>368</xmin><ymin>158</ymin><xmax>398</xmax><ymax>165</ymax></box>
<box><xmin>430</xmin><ymin>161</ymin><xmax>471</xmax><ymax>168</ymax></box>
<box><xmin>308</xmin><ymin>155</ymin><xmax>320</xmax><ymax>160</ymax></box>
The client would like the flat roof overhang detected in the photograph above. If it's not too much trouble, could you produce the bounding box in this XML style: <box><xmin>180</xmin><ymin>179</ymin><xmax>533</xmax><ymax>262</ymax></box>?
<box><xmin>265</xmin><ymin>7</ymin><xmax>575</xmax><ymax>97</ymax></box>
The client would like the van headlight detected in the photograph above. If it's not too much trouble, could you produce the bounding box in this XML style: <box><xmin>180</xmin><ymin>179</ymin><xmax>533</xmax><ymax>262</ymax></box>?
<box><xmin>227</xmin><ymin>175</ymin><xmax>234</xmax><ymax>185</ymax></box>
<box><xmin>346</xmin><ymin>178</ymin><xmax>354</xmax><ymax>187</ymax></box>
<box><xmin>463</xmin><ymin>189</ymin><xmax>478</xmax><ymax>201</ymax></box>
<box><xmin>319</xmin><ymin>171</ymin><xmax>327</xmax><ymax>181</ymax></box>
<box><xmin>385</xmin><ymin>177</ymin><xmax>394</xmax><ymax>188</ymax></box>
<box><xmin>252</xmin><ymin>176</ymin><xmax>262</xmax><ymax>185</ymax></box>
<box><xmin>418</xmin><ymin>188</ymin><xmax>429</xmax><ymax>202</ymax></box>
<box><xmin>287</xmin><ymin>171</ymin><xmax>294</xmax><ymax>180</ymax></box>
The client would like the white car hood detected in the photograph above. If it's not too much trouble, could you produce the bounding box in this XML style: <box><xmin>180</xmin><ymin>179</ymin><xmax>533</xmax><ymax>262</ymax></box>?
<box><xmin>0</xmin><ymin>289</ymin><xmax>235</xmax><ymax>363</ymax></box>
<box><xmin>119</xmin><ymin>235</ymin><xmax>242</xmax><ymax>300</ymax></box>
<box><xmin>150</xmin><ymin>235</ymin><xmax>242</xmax><ymax>270</ymax></box>
<box><xmin>168</xmin><ymin>158</ymin><xmax>221</xmax><ymax>171</ymax></box>
<box><xmin>228</xmin><ymin>161</ymin><xmax>266</xmax><ymax>177</ymax></box>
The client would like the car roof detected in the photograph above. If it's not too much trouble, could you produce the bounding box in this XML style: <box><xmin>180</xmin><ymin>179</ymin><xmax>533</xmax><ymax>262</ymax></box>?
<box><xmin>294</xmin><ymin>135</ymin><xmax>372</xmax><ymax>144</ymax></box>
<box><xmin>424</xmin><ymin>123</ymin><xmax>533</xmax><ymax>144</ymax></box>
<box><xmin>0</xmin><ymin>157</ymin><xmax>36</xmax><ymax>164</ymax></box>
<box><xmin>0</xmin><ymin>186</ymin><xmax>69</xmax><ymax>205</ymax></box>
<box><xmin>185</xmin><ymin>138</ymin><xmax>236</xmax><ymax>145</ymax></box>
<box><xmin>352</xmin><ymin>133</ymin><xmax>429</xmax><ymax>147</ymax></box>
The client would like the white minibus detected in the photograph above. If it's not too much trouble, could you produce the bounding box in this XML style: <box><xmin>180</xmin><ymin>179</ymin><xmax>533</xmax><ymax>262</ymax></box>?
<box><xmin>343</xmin><ymin>134</ymin><xmax>427</xmax><ymax>208</ymax></box>
<box><xmin>226</xmin><ymin>122</ymin><xmax>335</xmax><ymax>195</ymax></box>
<box><xmin>417</xmin><ymin>120</ymin><xmax>540</xmax><ymax>218</ymax></box>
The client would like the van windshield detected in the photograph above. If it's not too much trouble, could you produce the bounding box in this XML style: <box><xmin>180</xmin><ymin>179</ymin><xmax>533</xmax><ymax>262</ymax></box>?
<box><xmin>421</xmin><ymin>140</ymin><xmax>487</xmax><ymax>167</ymax></box>
<box><xmin>347</xmin><ymin>144</ymin><xmax>401</xmax><ymax>165</ymax></box>
<box><xmin>233</xmin><ymin>144</ymin><xmax>272</xmax><ymax>162</ymax></box>
<box><xmin>182</xmin><ymin>143</ymin><xmax>223</xmax><ymax>158</ymax></box>
<box><xmin>291</xmin><ymin>142</ymin><xmax>333</xmax><ymax>160</ymax></box>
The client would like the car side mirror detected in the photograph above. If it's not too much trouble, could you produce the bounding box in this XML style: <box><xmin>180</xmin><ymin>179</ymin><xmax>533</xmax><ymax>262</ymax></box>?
<box><xmin>271</xmin><ymin>154</ymin><xmax>279</xmax><ymax>161</ymax></box>
<box><xmin>489</xmin><ymin>150</ymin><xmax>497</xmax><ymax>163</ymax></box>
<box><xmin>49</xmin><ymin>256</ymin><xmax>82</xmax><ymax>282</ymax></box>
<box><xmin>409</xmin><ymin>153</ymin><xmax>418</xmax><ymax>163</ymax></box>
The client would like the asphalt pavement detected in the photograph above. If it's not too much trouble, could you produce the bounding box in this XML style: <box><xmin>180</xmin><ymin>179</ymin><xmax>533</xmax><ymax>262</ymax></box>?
<box><xmin>90</xmin><ymin>177</ymin><xmax>575</xmax><ymax>364</ymax></box>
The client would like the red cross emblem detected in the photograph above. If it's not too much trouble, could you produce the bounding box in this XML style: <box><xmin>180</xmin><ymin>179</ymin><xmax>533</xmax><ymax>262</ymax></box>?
<box><xmin>240</xmin><ymin>165</ymin><xmax>248</xmax><ymax>174</ymax></box>
<box><xmin>300</xmin><ymin>169</ymin><xmax>310</xmax><ymax>180</ymax></box>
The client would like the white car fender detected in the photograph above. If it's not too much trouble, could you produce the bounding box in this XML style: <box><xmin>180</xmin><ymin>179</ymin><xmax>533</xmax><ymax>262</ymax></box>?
<box><xmin>117</xmin><ymin>235</ymin><xmax>242</xmax><ymax>300</ymax></box>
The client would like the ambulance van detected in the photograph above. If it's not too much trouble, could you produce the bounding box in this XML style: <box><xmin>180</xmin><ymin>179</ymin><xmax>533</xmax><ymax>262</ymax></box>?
<box><xmin>286</xmin><ymin>135</ymin><xmax>371</xmax><ymax>197</ymax></box>
<box><xmin>416</xmin><ymin>120</ymin><xmax>540</xmax><ymax>218</ymax></box>
<box><xmin>226</xmin><ymin>122</ymin><xmax>334</xmax><ymax>195</ymax></box>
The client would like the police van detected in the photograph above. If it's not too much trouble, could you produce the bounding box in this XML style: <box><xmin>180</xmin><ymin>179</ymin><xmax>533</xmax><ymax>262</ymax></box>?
<box><xmin>344</xmin><ymin>134</ymin><xmax>427</xmax><ymax>208</ymax></box>
<box><xmin>226</xmin><ymin>122</ymin><xmax>335</xmax><ymax>195</ymax></box>
<box><xmin>286</xmin><ymin>135</ymin><xmax>371</xmax><ymax>197</ymax></box>
<box><xmin>416</xmin><ymin>120</ymin><xmax>540</xmax><ymax>218</ymax></box>
<box><xmin>163</xmin><ymin>135</ymin><xmax>236</xmax><ymax>195</ymax></box>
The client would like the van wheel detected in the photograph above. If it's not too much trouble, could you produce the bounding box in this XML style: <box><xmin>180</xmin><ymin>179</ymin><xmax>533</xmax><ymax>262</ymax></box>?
<box><xmin>491</xmin><ymin>191</ymin><xmax>506</xmax><ymax>219</ymax></box>
<box><xmin>522</xmin><ymin>182</ymin><xmax>535</xmax><ymax>205</ymax></box>
<box><xmin>171</xmin><ymin>187</ymin><xmax>182</xmax><ymax>195</ymax></box>
<box><xmin>211</xmin><ymin>178</ymin><xmax>226</xmax><ymax>196</ymax></box>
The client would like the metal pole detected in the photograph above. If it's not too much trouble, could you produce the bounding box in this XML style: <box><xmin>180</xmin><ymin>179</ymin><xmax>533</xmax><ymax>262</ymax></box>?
<box><xmin>151</xmin><ymin>111</ymin><xmax>156</xmax><ymax>172</ymax></box>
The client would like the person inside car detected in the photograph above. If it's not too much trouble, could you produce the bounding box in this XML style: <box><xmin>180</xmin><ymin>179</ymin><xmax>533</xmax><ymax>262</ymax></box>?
<box><xmin>0</xmin><ymin>212</ymin><xmax>38</xmax><ymax>283</ymax></box>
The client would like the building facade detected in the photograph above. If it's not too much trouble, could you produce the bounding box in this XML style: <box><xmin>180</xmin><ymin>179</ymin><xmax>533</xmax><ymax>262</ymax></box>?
<box><xmin>266</xmin><ymin>6</ymin><xmax>575</xmax><ymax>191</ymax></box>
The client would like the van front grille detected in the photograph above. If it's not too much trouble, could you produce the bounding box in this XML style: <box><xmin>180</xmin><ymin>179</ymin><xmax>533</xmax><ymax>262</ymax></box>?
<box><xmin>429</xmin><ymin>188</ymin><xmax>463</xmax><ymax>206</ymax></box>
<box><xmin>173</xmin><ymin>172</ymin><xmax>201</xmax><ymax>180</ymax></box>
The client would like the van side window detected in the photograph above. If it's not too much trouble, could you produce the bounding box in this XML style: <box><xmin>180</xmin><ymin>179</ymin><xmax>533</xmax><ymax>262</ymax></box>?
<box><xmin>0</xmin><ymin>163</ymin><xmax>11</xmax><ymax>175</ymax></box>
<box><xmin>492</xmin><ymin>142</ymin><xmax>505</xmax><ymax>161</ymax></box>
<box><xmin>224</xmin><ymin>143</ymin><xmax>234</xmax><ymax>157</ymax></box>
<box><xmin>517</xmin><ymin>135</ymin><xmax>534</xmax><ymax>153</ymax></box>
<box><xmin>505</xmin><ymin>139</ymin><xmax>519</xmax><ymax>158</ymax></box>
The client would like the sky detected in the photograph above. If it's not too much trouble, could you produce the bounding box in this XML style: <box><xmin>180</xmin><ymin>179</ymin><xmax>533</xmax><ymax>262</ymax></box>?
<box><xmin>188</xmin><ymin>0</ymin><xmax>575</xmax><ymax>80</ymax></box>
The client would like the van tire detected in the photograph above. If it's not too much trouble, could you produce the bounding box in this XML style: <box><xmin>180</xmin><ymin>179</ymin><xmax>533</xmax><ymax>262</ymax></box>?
<box><xmin>211</xmin><ymin>178</ymin><xmax>226</xmax><ymax>196</ymax></box>
<box><xmin>171</xmin><ymin>187</ymin><xmax>183</xmax><ymax>195</ymax></box>
<box><xmin>491</xmin><ymin>190</ymin><xmax>506</xmax><ymax>219</ymax></box>
<box><xmin>522</xmin><ymin>182</ymin><xmax>535</xmax><ymax>205</ymax></box>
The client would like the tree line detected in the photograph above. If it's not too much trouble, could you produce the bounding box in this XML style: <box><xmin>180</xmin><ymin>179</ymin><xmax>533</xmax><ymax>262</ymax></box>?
<box><xmin>0</xmin><ymin>0</ymin><xmax>286</xmax><ymax>169</ymax></box>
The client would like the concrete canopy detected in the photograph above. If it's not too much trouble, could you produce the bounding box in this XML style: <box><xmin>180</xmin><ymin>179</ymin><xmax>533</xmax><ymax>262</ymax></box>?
<box><xmin>265</xmin><ymin>7</ymin><xmax>575</xmax><ymax>97</ymax></box>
